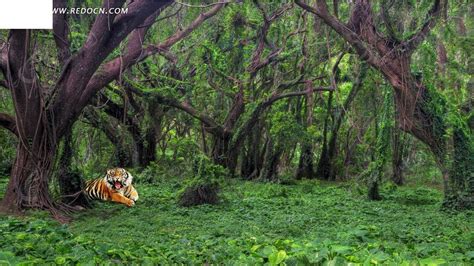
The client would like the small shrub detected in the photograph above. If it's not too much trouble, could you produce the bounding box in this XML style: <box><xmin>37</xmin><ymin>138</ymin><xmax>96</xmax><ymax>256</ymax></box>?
<box><xmin>178</xmin><ymin>182</ymin><xmax>220</xmax><ymax>207</ymax></box>
<box><xmin>135</xmin><ymin>162</ymin><xmax>163</xmax><ymax>184</ymax></box>
<box><xmin>177</xmin><ymin>154</ymin><xmax>227</xmax><ymax>207</ymax></box>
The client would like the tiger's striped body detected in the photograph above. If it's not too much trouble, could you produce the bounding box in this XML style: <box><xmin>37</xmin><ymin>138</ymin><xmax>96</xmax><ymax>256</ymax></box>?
<box><xmin>84</xmin><ymin>168</ymin><xmax>138</xmax><ymax>207</ymax></box>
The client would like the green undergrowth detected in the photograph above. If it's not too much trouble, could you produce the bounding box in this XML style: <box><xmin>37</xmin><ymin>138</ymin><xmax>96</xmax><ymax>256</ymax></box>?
<box><xmin>0</xmin><ymin>177</ymin><xmax>473</xmax><ymax>265</ymax></box>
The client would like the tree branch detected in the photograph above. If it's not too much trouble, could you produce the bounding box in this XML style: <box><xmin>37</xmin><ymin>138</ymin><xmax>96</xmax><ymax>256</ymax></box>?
<box><xmin>0</xmin><ymin>112</ymin><xmax>17</xmax><ymax>136</ymax></box>
<box><xmin>347</xmin><ymin>0</ymin><xmax>391</xmax><ymax>56</ymax></box>
<box><xmin>295</xmin><ymin>0</ymin><xmax>381</xmax><ymax>67</ymax></box>
<box><xmin>6</xmin><ymin>30</ymin><xmax>44</xmax><ymax>140</ymax></box>
<box><xmin>153</xmin><ymin>94</ymin><xmax>225</xmax><ymax>136</ymax></box>
<box><xmin>402</xmin><ymin>0</ymin><xmax>442</xmax><ymax>54</ymax></box>
<box><xmin>146</xmin><ymin>2</ymin><xmax>226</xmax><ymax>54</ymax></box>
<box><xmin>247</xmin><ymin>1</ymin><xmax>292</xmax><ymax>74</ymax></box>
<box><xmin>52</xmin><ymin>0</ymin><xmax>173</xmax><ymax>135</ymax></box>
<box><xmin>380</xmin><ymin>0</ymin><xmax>399</xmax><ymax>42</ymax></box>
<box><xmin>96</xmin><ymin>93</ymin><xmax>138</xmax><ymax>129</ymax></box>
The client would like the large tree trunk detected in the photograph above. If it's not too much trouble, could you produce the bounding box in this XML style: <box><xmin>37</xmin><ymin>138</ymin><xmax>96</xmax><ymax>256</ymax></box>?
<box><xmin>1</xmin><ymin>132</ymin><xmax>60</xmax><ymax>216</ymax></box>
<box><xmin>211</xmin><ymin>133</ymin><xmax>238</xmax><ymax>173</ymax></box>
<box><xmin>0</xmin><ymin>30</ymin><xmax>61</xmax><ymax>217</ymax></box>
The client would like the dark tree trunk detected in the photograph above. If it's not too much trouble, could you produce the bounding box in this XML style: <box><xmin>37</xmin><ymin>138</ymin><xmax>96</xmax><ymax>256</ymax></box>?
<box><xmin>391</xmin><ymin>125</ymin><xmax>406</xmax><ymax>186</ymax></box>
<box><xmin>241</xmin><ymin>123</ymin><xmax>264</xmax><ymax>179</ymax></box>
<box><xmin>143</xmin><ymin>126</ymin><xmax>157</xmax><ymax>165</ymax></box>
<box><xmin>211</xmin><ymin>133</ymin><xmax>238</xmax><ymax>173</ymax></box>
<box><xmin>296</xmin><ymin>81</ymin><xmax>315</xmax><ymax>180</ymax></box>
<box><xmin>1</xmin><ymin>130</ymin><xmax>66</xmax><ymax>219</ymax></box>
<box><xmin>142</xmin><ymin>103</ymin><xmax>166</xmax><ymax>166</ymax></box>
<box><xmin>259</xmin><ymin>138</ymin><xmax>283</xmax><ymax>181</ymax></box>
<box><xmin>315</xmin><ymin>144</ymin><xmax>330</xmax><ymax>180</ymax></box>
<box><xmin>57</xmin><ymin>127</ymin><xmax>90</xmax><ymax>207</ymax></box>
<box><xmin>316</xmin><ymin>90</ymin><xmax>334</xmax><ymax>180</ymax></box>
<box><xmin>296</xmin><ymin>145</ymin><xmax>314</xmax><ymax>179</ymax></box>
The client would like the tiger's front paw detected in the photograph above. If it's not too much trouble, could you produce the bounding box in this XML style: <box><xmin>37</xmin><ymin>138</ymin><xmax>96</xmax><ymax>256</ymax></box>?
<box><xmin>126</xmin><ymin>199</ymin><xmax>135</xmax><ymax>207</ymax></box>
<box><xmin>130</xmin><ymin>195</ymin><xmax>139</xmax><ymax>202</ymax></box>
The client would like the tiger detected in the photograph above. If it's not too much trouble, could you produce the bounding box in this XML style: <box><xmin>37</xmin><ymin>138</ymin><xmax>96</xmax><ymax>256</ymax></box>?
<box><xmin>84</xmin><ymin>168</ymin><xmax>139</xmax><ymax>207</ymax></box>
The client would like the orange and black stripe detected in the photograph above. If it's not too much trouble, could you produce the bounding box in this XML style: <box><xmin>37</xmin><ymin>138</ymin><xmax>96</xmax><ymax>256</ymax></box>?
<box><xmin>84</xmin><ymin>179</ymin><xmax>109</xmax><ymax>201</ymax></box>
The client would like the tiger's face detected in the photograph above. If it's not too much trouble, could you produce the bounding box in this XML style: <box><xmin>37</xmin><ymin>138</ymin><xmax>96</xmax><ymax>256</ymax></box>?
<box><xmin>105</xmin><ymin>168</ymin><xmax>133</xmax><ymax>191</ymax></box>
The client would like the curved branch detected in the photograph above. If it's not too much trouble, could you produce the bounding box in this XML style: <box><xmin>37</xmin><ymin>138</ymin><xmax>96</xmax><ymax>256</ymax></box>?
<box><xmin>248</xmin><ymin>2</ymin><xmax>292</xmax><ymax>74</ymax></box>
<box><xmin>175</xmin><ymin>0</ymin><xmax>231</xmax><ymax>8</ymax></box>
<box><xmin>146</xmin><ymin>2</ymin><xmax>226</xmax><ymax>53</ymax></box>
<box><xmin>153</xmin><ymin>94</ymin><xmax>225</xmax><ymax>136</ymax></box>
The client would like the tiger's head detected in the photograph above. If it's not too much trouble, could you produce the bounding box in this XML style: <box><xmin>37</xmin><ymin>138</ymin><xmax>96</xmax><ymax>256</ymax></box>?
<box><xmin>104</xmin><ymin>168</ymin><xmax>133</xmax><ymax>191</ymax></box>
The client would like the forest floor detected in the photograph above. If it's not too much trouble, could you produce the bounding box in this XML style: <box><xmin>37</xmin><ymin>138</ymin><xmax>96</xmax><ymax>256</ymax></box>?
<box><xmin>0</xmin><ymin>176</ymin><xmax>473</xmax><ymax>265</ymax></box>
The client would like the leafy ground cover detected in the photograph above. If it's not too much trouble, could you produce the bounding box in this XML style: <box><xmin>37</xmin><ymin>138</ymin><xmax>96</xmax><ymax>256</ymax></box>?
<box><xmin>0</xmin><ymin>177</ymin><xmax>473</xmax><ymax>265</ymax></box>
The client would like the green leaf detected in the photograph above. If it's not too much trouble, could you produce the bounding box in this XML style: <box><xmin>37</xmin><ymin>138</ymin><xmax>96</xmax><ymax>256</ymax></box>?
<box><xmin>54</xmin><ymin>256</ymin><xmax>67</xmax><ymax>265</ymax></box>
<box><xmin>331</xmin><ymin>245</ymin><xmax>352</xmax><ymax>255</ymax></box>
<box><xmin>268</xmin><ymin>250</ymin><xmax>287</xmax><ymax>265</ymax></box>
<box><xmin>418</xmin><ymin>257</ymin><xmax>446</xmax><ymax>266</ymax></box>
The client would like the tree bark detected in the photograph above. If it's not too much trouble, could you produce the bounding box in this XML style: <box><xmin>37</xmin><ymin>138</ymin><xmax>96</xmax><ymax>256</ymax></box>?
<box><xmin>391</xmin><ymin>125</ymin><xmax>406</xmax><ymax>186</ymax></box>
<box><xmin>241</xmin><ymin>121</ymin><xmax>264</xmax><ymax>179</ymax></box>
<box><xmin>259</xmin><ymin>138</ymin><xmax>283</xmax><ymax>181</ymax></box>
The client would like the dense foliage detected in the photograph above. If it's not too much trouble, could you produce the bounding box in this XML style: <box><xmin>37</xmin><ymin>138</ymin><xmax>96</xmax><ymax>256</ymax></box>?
<box><xmin>1</xmin><ymin>174</ymin><xmax>473</xmax><ymax>265</ymax></box>
<box><xmin>0</xmin><ymin>0</ymin><xmax>472</xmax><ymax>264</ymax></box>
